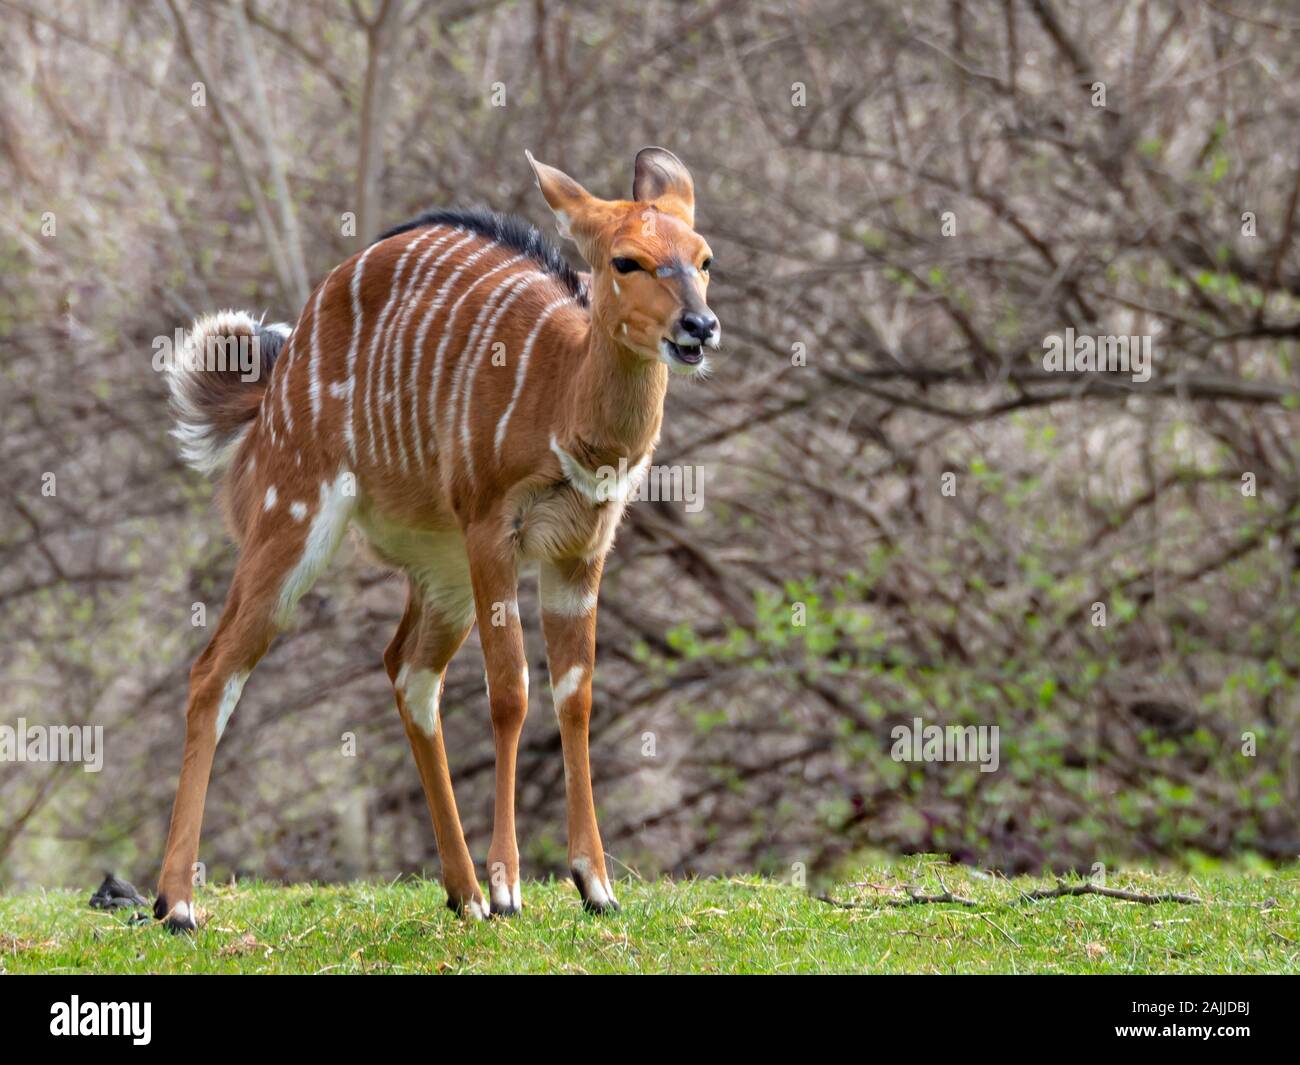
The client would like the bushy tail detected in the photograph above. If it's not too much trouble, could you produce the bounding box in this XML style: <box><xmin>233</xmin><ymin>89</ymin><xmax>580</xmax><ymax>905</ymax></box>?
<box><xmin>167</xmin><ymin>310</ymin><xmax>291</xmax><ymax>475</ymax></box>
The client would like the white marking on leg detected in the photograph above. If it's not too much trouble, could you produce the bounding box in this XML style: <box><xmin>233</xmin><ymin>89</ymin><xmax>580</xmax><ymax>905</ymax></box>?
<box><xmin>465</xmin><ymin>898</ymin><xmax>489</xmax><ymax>921</ymax></box>
<box><xmin>168</xmin><ymin>900</ymin><xmax>193</xmax><ymax>925</ymax></box>
<box><xmin>343</xmin><ymin>245</ymin><xmax>379</xmax><ymax>462</ymax></box>
<box><xmin>215</xmin><ymin>670</ymin><xmax>249</xmax><ymax>742</ymax></box>
<box><xmin>274</xmin><ymin>470</ymin><xmax>356</xmax><ymax>627</ymax></box>
<box><xmin>494</xmin><ymin>297</ymin><xmax>573</xmax><ymax>460</ymax></box>
<box><xmin>403</xmin><ymin>668</ymin><xmax>443</xmax><ymax>737</ymax></box>
<box><xmin>491</xmin><ymin>875</ymin><xmax>522</xmax><ymax>913</ymax></box>
<box><xmin>550</xmin><ymin>664</ymin><xmax>586</xmax><ymax>718</ymax></box>
<box><xmin>263</xmin><ymin>485</ymin><xmax>278</xmax><ymax>511</ymax></box>
<box><xmin>541</xmin><ymin>579</ymin><xmax>597</xmax><ymax>617</ymax></box>
<box><xmin>570</xmin><ymin>856</ymin><xmax>616</xmax><ymax>908</ymax></box>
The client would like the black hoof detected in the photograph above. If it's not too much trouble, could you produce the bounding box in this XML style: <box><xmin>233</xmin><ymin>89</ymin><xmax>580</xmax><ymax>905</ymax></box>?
<box><xmin>154</xmin><ymin>894</ymin><xmax>197</xmax><ymax>933</ymax></box>
<box><xmin>571</xmin><ymin>865</ymin><xmax>621</xmax><ymax>915</ymax></box>
<box><xmin>446</xmin><ymin>894</ymin><xmax>489</xmax><ymax>920</ymax></box>
<box><xmin>489</xmin><ymin>902</ymin><xmax>521</xmax><ymax>919</ymax></box>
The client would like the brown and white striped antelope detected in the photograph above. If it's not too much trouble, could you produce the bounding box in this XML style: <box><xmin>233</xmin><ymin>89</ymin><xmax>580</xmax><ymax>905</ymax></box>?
<box><xmin>155</xmin><ymin>148</ymin><xmax>719</xmax><ymax>929</ymax></box>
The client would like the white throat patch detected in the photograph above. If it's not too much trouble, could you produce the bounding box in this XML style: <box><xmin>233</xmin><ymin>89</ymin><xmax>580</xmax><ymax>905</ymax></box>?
<box><xmin>549</xmin><ymin>436</ymin><xmax>650</xmax><ymax>507</ymax></box>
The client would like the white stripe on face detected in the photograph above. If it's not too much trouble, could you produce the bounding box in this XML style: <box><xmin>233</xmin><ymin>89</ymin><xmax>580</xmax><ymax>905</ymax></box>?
<box><xmin>343</xmin><ymin>244</ymin><xmax>379</xmax><ymax>462</ymax></box>
<box><xmin>493</xmin><ymin>297</ymin><xmax>573</xmax><ymax>461</ymax></box>
<box><xmin>364</xmin><ymin>230</ymin><xmax>437</xmax><ymax>467</ymax></box>
<box><xmin>454</xmin><ymin>271</ymin><xmax>543</xmax><ymax>488</ymax></box>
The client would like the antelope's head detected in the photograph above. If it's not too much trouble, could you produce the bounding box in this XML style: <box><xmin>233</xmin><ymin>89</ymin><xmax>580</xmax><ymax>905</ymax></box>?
<box><xmin>526</xmin><ymin>147</ymin><xmax>719</xmax><ymax>378</ymax></box>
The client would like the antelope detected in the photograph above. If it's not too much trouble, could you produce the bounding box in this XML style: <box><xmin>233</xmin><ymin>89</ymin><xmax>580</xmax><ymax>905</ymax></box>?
<box><xmin>155</xmin><ymin>148</ymin><xmax>719</xmax><ymax>929</ymax></box>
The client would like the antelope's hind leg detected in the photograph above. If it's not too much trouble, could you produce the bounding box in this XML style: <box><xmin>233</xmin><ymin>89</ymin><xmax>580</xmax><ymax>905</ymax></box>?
<box><xmin>385</xmin><ymin>581</ymin><xmax>487</xmax><ymax>919</ymax></box>
<box><xmin>155</xmin><ymin>474</ymin><xmax>354</xmax><ymax>932</ymax></box>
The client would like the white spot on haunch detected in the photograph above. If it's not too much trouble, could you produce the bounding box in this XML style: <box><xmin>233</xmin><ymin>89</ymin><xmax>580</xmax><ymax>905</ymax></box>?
<box><xmin>274</xmin><ymin>471</ymin><xmax>355</xmax><ymax>627</ymax></box>
<box><xmin>263</xmin><ymin>485</ymin><xmax>278</xmax><ymax>511</ymax></box>
<box><xmin>289</xmin><ymin>501</ymin><xmax>308</xmax><ymax>522</ymax></box>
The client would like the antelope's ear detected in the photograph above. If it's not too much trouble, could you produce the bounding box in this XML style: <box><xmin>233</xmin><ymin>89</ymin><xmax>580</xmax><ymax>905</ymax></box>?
<box><xmin>525</xmin><ymin>150</ymin><xmax>598</xmax><ymax>243</ymax></box>
<box><xmin>632</xmin><ymin>146</ymin><xmax>694</xmax><ymax>227</ymax></box>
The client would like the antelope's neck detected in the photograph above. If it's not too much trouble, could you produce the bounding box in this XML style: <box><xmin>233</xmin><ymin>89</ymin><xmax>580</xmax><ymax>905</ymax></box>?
<box><xmin>557</xmin><ymin>322</ymin><xmax>668</xmax><ymax>470</ymax></box>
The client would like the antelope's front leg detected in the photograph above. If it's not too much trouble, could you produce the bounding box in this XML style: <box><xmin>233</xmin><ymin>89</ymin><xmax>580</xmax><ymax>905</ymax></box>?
<box><xmin>467</xmin><ymin>525</ymin><xmax>529</xmax><ymax>916</ymax></box>
<box><xmin>539</xmin><ymin>557</ymin><xmax>619</xmax><ymax>913</ymax></box>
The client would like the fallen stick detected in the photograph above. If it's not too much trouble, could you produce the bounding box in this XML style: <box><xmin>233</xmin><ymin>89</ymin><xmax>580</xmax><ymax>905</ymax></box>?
<box><xmin>1019</xmin><ymin>880</ymin><xmax>1200</xmax><ymax>905</ymax></box>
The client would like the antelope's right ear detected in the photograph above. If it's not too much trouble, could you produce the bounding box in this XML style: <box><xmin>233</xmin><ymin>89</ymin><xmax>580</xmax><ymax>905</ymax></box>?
<box><xmin>525</xmin><ymin>150</ymin><xmax>596</xmax><ymax>243</ymax></box>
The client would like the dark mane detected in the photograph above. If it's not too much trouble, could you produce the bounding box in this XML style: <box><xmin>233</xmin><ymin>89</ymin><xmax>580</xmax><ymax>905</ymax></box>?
<box><xmin>375</xmin><ymin>206</ymin><xmax>588</xmax><ymax>307</ymax></box>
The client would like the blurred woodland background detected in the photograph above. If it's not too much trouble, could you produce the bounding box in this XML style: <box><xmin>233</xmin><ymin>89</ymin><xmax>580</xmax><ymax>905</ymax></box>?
<box><xmin>2</xmin><ymin>0</ymin><xmax>1299</xmax><ymax>893</ymax></box>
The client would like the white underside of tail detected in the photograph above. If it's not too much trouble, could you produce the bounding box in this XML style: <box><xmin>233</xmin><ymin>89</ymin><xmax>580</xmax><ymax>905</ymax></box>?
<box><xmin>168</xmin><ymin>309</ymin><xmax>290</xmax><ymax>475</ymax></box>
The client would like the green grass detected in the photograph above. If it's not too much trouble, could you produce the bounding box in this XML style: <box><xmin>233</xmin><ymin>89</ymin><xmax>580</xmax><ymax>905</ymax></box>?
<box><xmin>2</xmin><ymin>858</ymin><xmax>1296</xmax><ymax>973</ymax></box>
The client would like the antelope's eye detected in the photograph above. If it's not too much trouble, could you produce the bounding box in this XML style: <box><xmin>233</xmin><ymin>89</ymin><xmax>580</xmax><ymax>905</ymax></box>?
<box><xmin>611</xmin><ymin>257</ymin><xmax>642</xmax><ymax>274</ymax></box>
<box><xmin>700</xmin><ymin>257</ymin><xmax>713</xmax><ymax>272</ymax></box>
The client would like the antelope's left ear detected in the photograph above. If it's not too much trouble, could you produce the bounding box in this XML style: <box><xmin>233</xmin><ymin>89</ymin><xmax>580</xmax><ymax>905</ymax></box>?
<box><xmin>632</xmin><ymin>146</ymin><xmax>694</xmax><ymax>227</ymax></box>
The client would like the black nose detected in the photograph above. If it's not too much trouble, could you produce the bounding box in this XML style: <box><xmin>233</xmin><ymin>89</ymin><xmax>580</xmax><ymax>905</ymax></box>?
<box><xmin>680</xmin><ymin>311</ymin><xmax>718</xmax><ymax>341</ymax></box>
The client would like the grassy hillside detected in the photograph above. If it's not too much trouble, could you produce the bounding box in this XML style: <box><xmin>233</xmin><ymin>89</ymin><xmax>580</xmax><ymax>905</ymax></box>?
<box><xmin>2</xmin><ymin>858</ymin><xmax>1296</xmax><ymax>974</ymax></box>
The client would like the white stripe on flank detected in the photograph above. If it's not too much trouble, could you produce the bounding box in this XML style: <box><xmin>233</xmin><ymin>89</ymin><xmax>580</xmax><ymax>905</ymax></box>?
<box><xmin>494</xmin><ymin>297</ymin><xmax>573</xmax><ymax>460</ymax></box>
<box><xmin>364</xmin><ymin>230</ymin><xmax>438</xmax><ymax>468</ymax></box>
<box><xmin>396</xmin><ymin>231</ymin><xmax>476</xmax><ymax>470</ymax></box>
<box><xmin>307</xmin><ymin>271</ymin><xmax>332</xmax><ymax>428</ymax></box>
<box><xmin>425</xmin><ymin>252</ymin><xmax>526</xmax><ymax>452</ymax></box>
<box><xmin>278</xmin><ymin>329</ymin><xmax>296</xmax><ymax>438</ymax></box>
<box><xmin>408</xmin><ymin>242</ymin><xmax>494</xmax><ymax>463</ymax></box>
<box><xmin>381</xmin><ymin>229</ymin><xmax>458</xmax><ymax>473</ymax></box>
<box><xmin>343</xmin><ymin>245</ymin><xmax>379</xmax><ymax>462</ymax></box>
<box><xmin>457</xmin><ymin>272</ymin><xmax>544</xmax><ymax>486</ymax></box>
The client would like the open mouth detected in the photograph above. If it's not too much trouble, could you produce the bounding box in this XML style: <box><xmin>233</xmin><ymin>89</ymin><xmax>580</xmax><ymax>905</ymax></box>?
<box><xmin>662</xmin><ymin>338</ymin><xmax>705</xmax><ymax>366</ymax></box>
